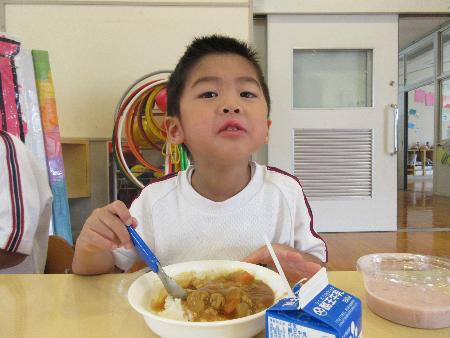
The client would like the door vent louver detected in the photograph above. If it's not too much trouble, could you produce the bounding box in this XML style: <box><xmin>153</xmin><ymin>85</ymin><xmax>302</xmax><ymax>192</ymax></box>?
<box><xmin>293</xmin><ymin>129</ymin><xmax>373</xmax><ymax>199</ymax></box>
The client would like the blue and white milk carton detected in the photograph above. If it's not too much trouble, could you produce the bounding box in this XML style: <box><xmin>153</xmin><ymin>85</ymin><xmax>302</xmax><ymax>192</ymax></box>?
<box><xmin>266</xmin><ymin>268</ymin><xmax>362</xmax><ymax>338</ymax></box>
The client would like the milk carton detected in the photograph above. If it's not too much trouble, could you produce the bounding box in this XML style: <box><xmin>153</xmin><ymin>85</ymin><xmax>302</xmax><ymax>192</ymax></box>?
<box><xmin>266</xmin><ymin>268</ymin><xmax>362</xmax><ymax>338</ymax></box>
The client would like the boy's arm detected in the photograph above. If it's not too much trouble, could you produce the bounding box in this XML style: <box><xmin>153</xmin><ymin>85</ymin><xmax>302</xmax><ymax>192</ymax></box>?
<box><xmin>292</xmin><ymin>182</ymin><xmax>328</xmax><ymax>263</ymax></box>
<box><xmin>72</xmin><ymin>246</ymin><xmax>116</xmax><ymax>275</ymax></box>
<box><xmin>243</xmin><ymin>244</ymin><xmax>322</xmax><ymax>285</ymax></box>
<box><xmin>0</xmin><ymin>250</ymin><xmax>27</xmax><ymax>269</ymax></box>
<box><xmin>299</xmin><ymin>251</ymin><xmax>325</xmax><ymax>266</ymax></box>
<box><xmin>72</xmin><ymin>201</ymin><xmax>135</xmax><ymax>275</ymax></box>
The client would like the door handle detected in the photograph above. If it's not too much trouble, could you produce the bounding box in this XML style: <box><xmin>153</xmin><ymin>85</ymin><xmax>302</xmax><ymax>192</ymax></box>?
<box><xmin>390</xmin><ymin>104</ymin><xmax>398</xmax><ymax>156</ymax></box>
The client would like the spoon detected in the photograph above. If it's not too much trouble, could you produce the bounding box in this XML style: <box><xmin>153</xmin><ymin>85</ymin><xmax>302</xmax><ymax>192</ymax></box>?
<box><xmin>126</xmin><ymin>225</ymin><xmax>187</xmax><ymax>300</ymax></box>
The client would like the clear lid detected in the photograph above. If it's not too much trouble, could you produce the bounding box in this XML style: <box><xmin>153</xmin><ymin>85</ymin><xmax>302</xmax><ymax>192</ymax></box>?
<box><xmin>356</xmin><ymin>253</ymin><xmax>450</xmax><ymax>288</ymax></box>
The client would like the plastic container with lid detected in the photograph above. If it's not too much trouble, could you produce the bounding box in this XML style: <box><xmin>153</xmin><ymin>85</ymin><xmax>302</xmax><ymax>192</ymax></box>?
<box><xmin>356</xmin><ymin>253</ymin><xmax>450</xmax><ymax>329</ymax></box>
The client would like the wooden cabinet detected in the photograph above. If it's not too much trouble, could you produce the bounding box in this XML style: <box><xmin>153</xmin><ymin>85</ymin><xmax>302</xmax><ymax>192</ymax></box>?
<box><xmin>407</xmin><ymin>148</ymin><xmax>433</xmax><ymax>176</ymax></box>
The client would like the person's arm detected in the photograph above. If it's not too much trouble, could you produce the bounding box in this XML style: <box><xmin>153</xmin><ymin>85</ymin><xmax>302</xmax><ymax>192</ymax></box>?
<box><xmin>0</xmin><ymin>131</ymin><xmax>44</xmax><ymax>271</ymax></box>
<box><xmin>0</xmin><ymin>249</ymin><xmax>27</xmax><ymax>269</ymax></box>
<box><xmin>72</xmin><ymin>201</ymin><xmax>136</xmax><ymax>275</ymax></box>
<box><xmin>291</xmin><ymin>180</ymin><xmax>328</xmax><ymax>264</ymax></box>
<box><xmin>243</xmin><ymin>176</ymin><xmax>327</xmax><ymax>285</ymax></box>
<box><xmin>243</xmin><ymin>244</ymin><xmax>322</xmax><ymax>285</ymax></box>
<box><xmin>301</xmin><ymin>251</ymin><xmax>325</xmax><ymax>266</ymax></box>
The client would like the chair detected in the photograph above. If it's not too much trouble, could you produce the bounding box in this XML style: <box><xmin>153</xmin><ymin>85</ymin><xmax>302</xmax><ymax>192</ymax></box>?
<box><xmin>127</xmin><ymin>259</ymin><xmax>146</xmax><ymax>273</ymax></box>
<box><xmin>44</xmin><ymin>235</ymin><xmax>74</xmax><ymax>273</ymax></box>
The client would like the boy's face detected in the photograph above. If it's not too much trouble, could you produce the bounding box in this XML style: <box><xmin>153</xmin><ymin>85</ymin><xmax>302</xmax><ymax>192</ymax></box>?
<box><xmin>165</xmin><ymin>54</ymin><xmax>271</xmax><ymax>164</ymax></box>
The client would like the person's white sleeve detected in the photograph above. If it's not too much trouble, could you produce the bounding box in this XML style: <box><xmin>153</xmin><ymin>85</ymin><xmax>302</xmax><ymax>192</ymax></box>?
<box><xmin>293</xmin><ymin>185</ymin><xmax>328</xmax><ymax>263</ymax></box>
<box><xmin>0</xmin><ymin>132</ymin><xmax>45</xmax><ymax>255</ymax></box>
<box><xmin>113</xmin><ymin>246</ymin><xmax>137</xmax><ymax>272</ymax></box>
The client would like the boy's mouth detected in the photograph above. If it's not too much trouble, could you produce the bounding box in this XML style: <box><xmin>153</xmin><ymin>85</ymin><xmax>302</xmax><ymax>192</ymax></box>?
<box><xmin>218</xmin><ymin>121</ymin><xmax>246</xmax><ymax>133</ymax></box>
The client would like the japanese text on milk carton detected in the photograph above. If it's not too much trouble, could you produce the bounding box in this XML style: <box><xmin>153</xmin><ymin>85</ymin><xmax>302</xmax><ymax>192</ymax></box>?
<box><xmin>266</xmin><ymin>268</ymin><xmax>362</xmax><ymax>338</ymax></box>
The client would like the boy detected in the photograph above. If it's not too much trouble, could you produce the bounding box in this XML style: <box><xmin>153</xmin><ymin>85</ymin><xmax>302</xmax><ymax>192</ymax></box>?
<box><xmin>72</xmin><ymin>35</ymin><xmax>327</xmax><ymax>283</ymax></box>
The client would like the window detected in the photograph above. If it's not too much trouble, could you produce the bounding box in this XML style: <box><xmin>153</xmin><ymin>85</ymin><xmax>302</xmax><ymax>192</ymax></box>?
<box><xmin>405</xmin><ymin>42</ymin><xmax>434</xmax><ymax>84</ymax></box>
<box><xmin>441</xmin><ymin>28</ymin><xmax>450</xmax><ymax>74</ymax></box>
<box><xmin>293</xmin><ymin>50</ymin><xmax>372</xmax><ymax>108</ymax></box>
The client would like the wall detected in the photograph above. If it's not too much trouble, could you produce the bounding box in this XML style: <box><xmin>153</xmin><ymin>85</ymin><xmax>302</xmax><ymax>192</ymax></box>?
<box><xmin>253</xmin><ymin>0</ymin><xmax>450</xmax><ymax>14</ymax></box>
<box><xmin>4</xmin><ymin>0</ymin><xmax>250</xmax><ymax>139</ymax></box>
<box><xmin>407</xmin><ymin>84</ymin><xmax>435</xmax><ymax>148</ymax></box>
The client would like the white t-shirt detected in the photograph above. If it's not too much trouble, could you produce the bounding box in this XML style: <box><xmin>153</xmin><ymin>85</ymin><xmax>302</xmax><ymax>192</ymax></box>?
<box><xmin>113</xmin><ymin>162</ymin><xmax>327</xmax><ymax>272</ymax></box>
<box><xmin>0</xmin><ymin>131</ymin><xmax>53</xmax><ymax>273</ymax></box>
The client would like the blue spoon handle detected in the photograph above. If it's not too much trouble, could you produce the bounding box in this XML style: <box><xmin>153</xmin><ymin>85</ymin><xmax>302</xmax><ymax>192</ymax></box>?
<box><xmin>126</xmin><ymin>225</ymin><xmax>160</xmax><ymax>272</ymax></box>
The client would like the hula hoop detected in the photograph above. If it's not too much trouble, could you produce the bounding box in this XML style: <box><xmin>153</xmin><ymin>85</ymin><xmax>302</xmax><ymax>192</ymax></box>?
<box><xmin>115</xmin><ymin>78</ymin><xmax>167</xmax><ymax>187</ymax></box>
<box><xmin>144</xmin><ymin>84</ymin><xmax>167</xmax><ymax>141</ymax></box>
<box><xmin>125</xmin><ymin>94</ymin><xmax>162</xmax><ymax>173</ymax></box>
<box><xmin>112</xmin><ymin>70</ymin><xmax>192</xmax><ymax>189</ymax></box>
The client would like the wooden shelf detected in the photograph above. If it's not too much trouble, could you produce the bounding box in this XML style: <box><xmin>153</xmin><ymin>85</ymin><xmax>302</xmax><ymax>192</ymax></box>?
<box><xmin>61</xmin><ymin>139</ymin><xmax>90</xmax><ymax>198</ymax></box>
<box><xmin>407</xmin><ymin>148</ymin><xmax>433</xmax><ymax>176</ymax></box>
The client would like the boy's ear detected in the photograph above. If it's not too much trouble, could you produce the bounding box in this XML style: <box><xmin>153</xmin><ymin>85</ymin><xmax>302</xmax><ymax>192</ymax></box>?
<box><xmin>164</xmin><ymin>116</ymin><xmax>184</xmax><ymax>144</ymax></box>
<box><xmin>265</xmin><ymin>119</ymin><xmax>272</xmax><ymax>144</ymax></box>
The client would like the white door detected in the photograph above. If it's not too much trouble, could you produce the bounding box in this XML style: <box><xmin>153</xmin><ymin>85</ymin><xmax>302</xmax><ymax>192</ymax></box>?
<box><xmin>267</xmin><ymin>15</ymin><xmax>398</xmax><ymax>232</ymax></box>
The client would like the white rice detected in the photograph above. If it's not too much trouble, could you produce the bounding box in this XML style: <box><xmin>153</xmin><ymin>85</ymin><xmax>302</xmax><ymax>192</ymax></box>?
<box><xmin>157</xmin><ymin>295</ymin><xmax>191</xmax><ymax>321</ymax></box>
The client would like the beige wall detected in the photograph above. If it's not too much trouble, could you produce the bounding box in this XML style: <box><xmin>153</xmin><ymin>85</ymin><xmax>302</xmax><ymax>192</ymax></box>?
<box><xmin>407</xmin><ymin>85</ymin><xmax>435</xmax><ymax>148</ymax></box>
<box><xmin>254</xmin><ymin>0</ymin><xmax>450</xmax><ymax>14</ymax></box>
<box><xmin>5</xmin><ymin>1</ymin><xmax>250</xmax><ymax>139</ymax></box>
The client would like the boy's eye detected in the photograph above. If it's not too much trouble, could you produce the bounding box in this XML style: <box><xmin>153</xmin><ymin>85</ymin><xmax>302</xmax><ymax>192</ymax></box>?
<box><xmin>240</xmin><ymin>91</ymin><xmax>256</xmax><ymax>98</ymax></box>
<box><xmin>199</xmin><ymin>92</ymin><xmax>218</xmax><ymax>98</ymax></box>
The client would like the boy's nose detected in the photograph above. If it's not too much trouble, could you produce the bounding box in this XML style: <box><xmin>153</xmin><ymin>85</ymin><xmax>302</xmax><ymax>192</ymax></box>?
<box><xmin>222</xmin><ymin>106</ymin><xmax>240</xmax><ymax>114</ymax></box>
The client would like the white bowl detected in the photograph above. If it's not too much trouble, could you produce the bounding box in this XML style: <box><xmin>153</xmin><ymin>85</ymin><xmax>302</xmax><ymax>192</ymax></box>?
<box><xmin>128</xmin><ymin>260</ymin><xmax>288</xmax><ymax>338</ymax></box>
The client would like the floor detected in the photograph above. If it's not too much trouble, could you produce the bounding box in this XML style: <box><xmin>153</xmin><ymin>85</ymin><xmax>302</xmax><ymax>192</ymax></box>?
<box><xmin>323</xmin><ymin>175</ymin><xmax>450</xmax><ymax>271</ymax></box>
<box><xmin>398</xmin><ymin>175</ymin><xmax>449</xmax><ymax>230</ymax></box>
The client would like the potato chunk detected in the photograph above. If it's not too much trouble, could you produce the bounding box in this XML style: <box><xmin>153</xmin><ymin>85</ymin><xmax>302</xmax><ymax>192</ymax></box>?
<box><xmin>210</xmin><ymin>292</ymin><xmax>225</xmax><ymax>310</ymax></box>
<box><xmin>186</xmin><ymin>290</ymin><xmax>209</xmax><ymax>314</ymax></box>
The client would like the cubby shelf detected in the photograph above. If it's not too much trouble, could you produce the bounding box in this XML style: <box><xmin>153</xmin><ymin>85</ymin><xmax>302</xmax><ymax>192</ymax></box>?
<box><xmin>61</xmin><ymin>139</ymin><xmax>90</xmax><ymax>198</ymax></box>
<box><xmin>407</xmin><ymin>148</ymin><xmax>433</xmax><ymax>176</ymax></box>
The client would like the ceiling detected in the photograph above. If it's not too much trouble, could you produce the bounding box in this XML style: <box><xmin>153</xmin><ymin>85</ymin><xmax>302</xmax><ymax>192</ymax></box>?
<box><xmin>399</xmin><ymin>16</ymin><xmax>450</xmax><ymax>50</ymax></box>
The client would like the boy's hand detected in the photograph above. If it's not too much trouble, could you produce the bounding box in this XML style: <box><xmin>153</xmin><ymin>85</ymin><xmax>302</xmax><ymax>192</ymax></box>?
<box><xmin>76</xmin><ymin>200</ymin><xmax>136</xmax><ymax>253</ymax></box>
<box><xmin>243</xmin><ymin>244</ymin><xmax>322</xmax><ymax>285</ymax></box>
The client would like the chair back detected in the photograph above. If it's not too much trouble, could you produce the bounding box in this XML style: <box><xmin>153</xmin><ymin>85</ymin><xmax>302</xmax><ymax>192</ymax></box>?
<box><xmin>127</xmin><ymin>259</ymin><xmax>146</xmax><ymax>273</ymax></box>
<box><xmin>45</xmin><ymin>235</ymin><xmax>74</xmax><ymax>273</ymax></box>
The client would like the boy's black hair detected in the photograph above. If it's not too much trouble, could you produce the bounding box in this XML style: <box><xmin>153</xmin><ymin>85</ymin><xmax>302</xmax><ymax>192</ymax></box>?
<box><xmin>167</xmin><ymin>34</ymin><xmax>271</xmax><ymax>118</ymax></box>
